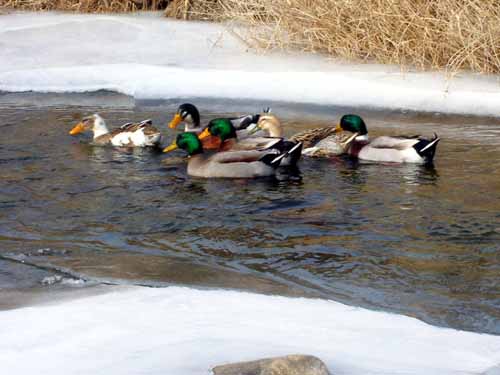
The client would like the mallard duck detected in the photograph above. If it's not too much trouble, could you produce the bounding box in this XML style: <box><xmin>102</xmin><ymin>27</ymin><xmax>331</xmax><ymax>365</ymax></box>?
<box><xmin>162</xmin><ymin>132</ymin><xmax>301</xmax><ymax>178</ymax></box>
<box><xmin>69</xmin><ymin>114</ymin><xmax>162</xmax><ymax>147</ymax></box>
<box><xmin>196</xmin><ymin>118</ymin><xmax>303</xmax><ymax>167</ymax></box>
<box><xmin>251</xmin><ymin>114</ymin><xmax>358</xmax><ymax>157</ymax></box>
<box><xmin>167</xmin><ymin>103</ymin><xmax>268</xmax><ymax>138</ymax></box>
<box><xmin>335</xmin><ymin>114</ymin><xmax>440</xmax><ymax>164</ymax></box>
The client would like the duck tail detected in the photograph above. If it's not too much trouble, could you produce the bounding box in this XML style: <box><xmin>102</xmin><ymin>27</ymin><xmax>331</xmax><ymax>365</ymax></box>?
<box><xmin>259</xmin><ymin>141</ymin><xmax>303</xmax><ymax>168</ymax></box>
<box><xmin>413</xmin><ymin>133</ymin><xmax>440</xmax><ymax>164</ymax></box>
<box><xmin>259</xmin><ymin>151</ymin><xmax>284</xmax><ymax>168</ymax></box>
<box><xmin>284</xmin><ymin>141</ymin><xmax>303</xmax><ymax>166</ymax></box>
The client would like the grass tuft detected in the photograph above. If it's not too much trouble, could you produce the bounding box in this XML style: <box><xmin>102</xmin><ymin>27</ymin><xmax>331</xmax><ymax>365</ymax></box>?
<box><xmin>166</xmin><ymin>0</ymin><xmax>500</xmax><ymax>74</ymax></box>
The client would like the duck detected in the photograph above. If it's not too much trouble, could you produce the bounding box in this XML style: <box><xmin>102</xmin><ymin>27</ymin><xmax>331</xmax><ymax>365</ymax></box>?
<box><xmin>251</xmin><ymin>113</ymin><xmax>359</xmax><ymax>157</ymax></box>
<box><xmin>167</xmin><ymin>103</ymin><xmax>269</xmax><ymax>139</ymax></box>
<box><xmin>334</xmin><ymin>114</ymin><xmax>440</xmax><ymax>164</ymax></box>
<box><xmin>69</xmin><ymin>114</ymin><xmax>162</xmax><ymax>147</ymax></box>
<box><xmin>163</xmin><ymin>132</ymin><xmax>301</xmax><ymax>178</ymax></box>
<box><xmin>197</xmin><ymin>118</ymin><xmax>303</xmax><ymax>167</ymax></box>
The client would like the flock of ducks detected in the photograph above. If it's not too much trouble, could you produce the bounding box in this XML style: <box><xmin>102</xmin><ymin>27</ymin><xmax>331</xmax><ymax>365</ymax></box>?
<box><xmin>69</xmin><ymin>103</ymin><xmax>440</xmax><ymax>178</ymax></box>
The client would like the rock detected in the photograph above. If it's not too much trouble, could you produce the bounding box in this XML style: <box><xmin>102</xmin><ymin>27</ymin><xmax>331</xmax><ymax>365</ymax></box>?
<box><xmin>212</xmin><ymin>354</ymin><xmax>331</xmax><ymax>375</ymax></box>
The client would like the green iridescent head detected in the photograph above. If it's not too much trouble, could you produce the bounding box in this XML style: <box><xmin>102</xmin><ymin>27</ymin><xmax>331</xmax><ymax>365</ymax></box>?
<box><xmin>207</xmin><ymin>118</ymin><xmax>237</xmax><ymax>142</ymax></box>
<box><xmin>176</xmin><ymin>132</ymin><xmax>203</xmax><ymax>155</ymax></box>
<box><xmin>339</xmin><ymin>114</ymin><xmax>368</xmax><ymax>135</ymax></box>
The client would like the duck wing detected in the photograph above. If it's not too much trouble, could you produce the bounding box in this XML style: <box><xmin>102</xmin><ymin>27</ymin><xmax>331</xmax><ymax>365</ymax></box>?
<box><xmin>289</xmin><ymin>127</ymin><xmax>338</xmax><ymax>148</ymax></box>
<box><xmin>229</xmin><ymin>114</ymin><xmax>261</xmax><ymax>130</ymax></box>
<box><xmin>210</xmin><ymin>149</ymin><xmax>280</xmax><ymax>164</ymax></box>
<box><xmin>230</xmin><ymin>137</ymin><xmax>284</xmax><ymax>151</ymax></box>
<box><xmin>368</xmin><ymin>136</ymin><xmax>421</xmax><ymax>150</ymax></box>
<box><xmin>110</xmin><ymin>119</ymin><xmax>161</xmax><ymax>147</ymax></box>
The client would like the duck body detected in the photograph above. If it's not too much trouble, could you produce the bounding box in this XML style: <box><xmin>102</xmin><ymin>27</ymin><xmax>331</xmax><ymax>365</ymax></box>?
<box><xmin>187</xmin><ymin>150</ymin><xmax>279</xmax><ymax>178</ymax></box>
<box><xmin>337</xmin><ymin>115</ymin><xmax>440</xmax><ymax>165</ymax></box>
<box><xmin>70</xmin><ymin>114</ymin><xmax>162</xmax><ymax>147</ymax></box>
<box><xmin>349</xmin><ymin>135</ymin><xmax>440</xmax><ymax>164</ymax></box>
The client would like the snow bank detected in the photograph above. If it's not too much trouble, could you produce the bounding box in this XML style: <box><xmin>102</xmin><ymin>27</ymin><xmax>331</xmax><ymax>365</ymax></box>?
<box><xmin>1</xmin><ymin>286</ymin><xmax>499</xmax><ymax>375</ymax></box>
<box><xmin>1</xmin><ymin>12</ymin><xmax>500</xmax><ymax>116</ymax></box>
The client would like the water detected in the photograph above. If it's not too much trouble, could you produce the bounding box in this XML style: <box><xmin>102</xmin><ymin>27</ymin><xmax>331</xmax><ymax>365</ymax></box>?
<box><xmin>0</xmin><ymin>93</ymin><xmax>499</xmax><ymax>335</ymax></box>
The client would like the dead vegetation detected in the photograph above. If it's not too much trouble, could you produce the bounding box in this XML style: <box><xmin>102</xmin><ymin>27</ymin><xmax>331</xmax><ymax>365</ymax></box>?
<box><xmin>2</xmin><ymin>0</ymin><xmax>500</xmax><ymax>73</ymax></box>
<box><xmin>167</xmin><ymin>0</ymin><xmax>500</xmax><ymax>74</ymax></box>
<box><xmin>0</xmin><ymin>0</ymin><xmax>169</xmax><ymax>12</ymax></box>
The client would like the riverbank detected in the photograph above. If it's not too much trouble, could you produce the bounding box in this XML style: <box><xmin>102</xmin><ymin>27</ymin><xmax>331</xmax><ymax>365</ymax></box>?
<box><xmin>1</xmin><ymin>285</ymin><xmax>499</xmax><ymax>375</ymax></box>
<box><xmin>2</xmin><ymin>1</ymin><xmax>499</xmax><ymax>74</ymax></box>
<box><xmin>0</xmin><ymin>11</ymin><xmax>499</xmax><ymax>116</ymax></box>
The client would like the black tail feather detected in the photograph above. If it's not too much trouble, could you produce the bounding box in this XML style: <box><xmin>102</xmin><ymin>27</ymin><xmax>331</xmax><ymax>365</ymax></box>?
<box><xmin>413</xmin><ymin>133</ymin><xmax>440</xmax><ymax>163</ymax></box>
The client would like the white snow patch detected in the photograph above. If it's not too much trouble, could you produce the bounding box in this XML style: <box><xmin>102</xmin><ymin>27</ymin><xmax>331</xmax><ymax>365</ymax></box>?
<box><xmin>0</xmin><ymin>286</ymin><xmax>499</xmax><ymax>375</ymax></box>
<box><xmin>1</xmin><ymin>12</ymin><xmax>500</xmax><ymax>116</ymax></box>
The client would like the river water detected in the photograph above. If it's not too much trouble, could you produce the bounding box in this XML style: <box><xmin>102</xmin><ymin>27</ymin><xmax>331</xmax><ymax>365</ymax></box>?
<box><xmin>0</xmin><ymin>93</ymin><xmax>499</xmax><ymax>335</ymax></box>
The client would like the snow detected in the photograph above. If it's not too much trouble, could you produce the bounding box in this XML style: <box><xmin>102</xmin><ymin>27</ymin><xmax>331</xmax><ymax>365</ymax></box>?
<box><xmin>1</xmin><ymin>11</ymin><xmax>500</xmax><ymax>116</ymax></box>
<box><xmin>0</xmin><ymin>286</ymin><xmax>499</xmax><ymax>375</ymax></box>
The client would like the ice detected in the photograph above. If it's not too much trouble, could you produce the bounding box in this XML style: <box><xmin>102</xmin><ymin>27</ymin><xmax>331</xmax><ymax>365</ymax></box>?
<box><xmin>0</xmin><ymin>286</ymin><xmax>499</xmax><ymax>375</ymax></box>
<box><xmin>1</xmin><ymin>12</ymin><xmax>500</xmax><ymax>116</ymax></box>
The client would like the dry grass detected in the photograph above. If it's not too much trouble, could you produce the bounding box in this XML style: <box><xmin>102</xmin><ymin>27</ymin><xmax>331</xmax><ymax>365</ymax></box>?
<box><xmin>0</xmin><ymin>0</ymin><xmax>169</xmax><ymax>12</ymax></box>
<box><xmin>166</xmin><ymin>0</ymin><xmax>500</xmax><ymax>74</ymax></box>
<box><xmin>2</xmin><ymin>0</ymin><xmax>499</xmax><ymax>73</ymax></box>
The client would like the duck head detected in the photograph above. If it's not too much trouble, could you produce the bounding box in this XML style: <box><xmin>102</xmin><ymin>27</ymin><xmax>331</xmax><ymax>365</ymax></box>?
<box><xmin>336</xmin><ymin>114</ymin><xmax>368</xmax><ymax>140</ymax></box>
<box><xmin>69</xmin><ymin>114</ymin><xmax>109</xmax><ymax>138</ymax></box>
<box><xmin>250</xmin><ymin>114</ymin><xmax>283</xmax><ymax>137</ymax></box>
<box><xmin>163</xmin><ymin>132</ymin><xmax>204</xmax><ymax>155</ymax></box>
<box><xmin>198</xmin><ymin>118</ymin><xmax>237</xmax><ymax>143</ymax></box>
<box><xmin>168</xmin><ymin>103</ymin><xmax>200</xmax><ymax>132</ymax></box>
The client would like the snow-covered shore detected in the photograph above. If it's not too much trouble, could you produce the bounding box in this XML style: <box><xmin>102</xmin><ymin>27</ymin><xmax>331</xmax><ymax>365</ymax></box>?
<box><xmin>1</xmin><ymin>285</ymin><xmax>499</xmax><ymax>375</ymax></box>
<box><xmin>1</xmin><ymin>11</ymin><xmax>500</xmax><ymax>117</ymax></box>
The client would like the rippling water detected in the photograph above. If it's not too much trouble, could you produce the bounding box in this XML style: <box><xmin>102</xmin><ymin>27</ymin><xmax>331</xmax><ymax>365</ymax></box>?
<box><xmin>0</xmin><ymin>93</ymin><xmax>499</xmax><ymax>334</ymax></box>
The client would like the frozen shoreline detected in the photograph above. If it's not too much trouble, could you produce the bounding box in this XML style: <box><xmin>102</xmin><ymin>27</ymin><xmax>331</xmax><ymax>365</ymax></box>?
<box><xmin>1</xmin><ymin>285</ymin><xmax>499</xmax><ymax>375</ymax></box>
<box><xmin>1</xmin><ymin>11</ymin><xmax>500</xmax><ymax>117</ymax></box>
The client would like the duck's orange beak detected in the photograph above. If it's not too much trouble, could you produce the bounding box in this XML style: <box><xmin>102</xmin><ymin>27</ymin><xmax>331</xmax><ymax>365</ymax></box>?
<box><xmin>334</xmin><ymin>123</ymin><xmax>342</xmax><ymax>133</ymax></box>
<box><xmin>69</xmin><ymin>122</ymin><xmax>85</xmax><ymax>135</ymax></box>
<box><xmin>168</xmin><ymin>114</ymin><xmax>183</xmax><ymax>129</ymax></box>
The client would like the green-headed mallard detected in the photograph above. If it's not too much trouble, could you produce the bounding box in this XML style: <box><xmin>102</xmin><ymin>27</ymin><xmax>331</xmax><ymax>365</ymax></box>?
<box><xmin>335</xmin><ymin>114</ymin><xmax>440</xmax><ymax>164</ymax></box>
<box><xmin>252</xmin><ymin>114</ymin><xmax>358</xmax><ymax>157</ymax></box>
<box><xmin>201</xmin><ymin>118</ymin><xmax>303</xmax><ymax>166</ymax></box>
<box><xmin>162</xmin><ymin>131</ymin><xmax>301</xmax><ymax>178</ymax></box>
<box><xmin>69</xmin><ymin>114</ymin><xmax>162</xmax><ymax>147</ymax></box>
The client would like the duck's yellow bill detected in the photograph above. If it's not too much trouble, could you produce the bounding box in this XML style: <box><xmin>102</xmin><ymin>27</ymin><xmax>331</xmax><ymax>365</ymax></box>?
<box><xmin>69</xmin><ymin>122</ymin><xmax>85</xmax><ymax>135</ymax></box>
<box><xmin>198</xmin><ymin>127</ymin><xmax>211</xmax><ymax>140</ymax></box>
<box><xmin>334</xmin><ymin>123</ymin><xmax>342</xmax><ymax>133</ymax></box>
<box><xmin>168</xmin><ymin>114</ymin><xmax>183</xmax><ymax>129</ymax></box>
<box><xmin>163</xmin><ymin>142</ymin><xmax>178</xmax><ymax>153</ymax></box>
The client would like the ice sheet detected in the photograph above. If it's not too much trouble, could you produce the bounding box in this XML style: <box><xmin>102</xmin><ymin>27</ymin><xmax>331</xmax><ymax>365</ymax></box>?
<box><xmin>0</xmin><ymin>286</ymin><xmax>499</xmax><ymax>375</ymax></box>
<box><xmin>1</xmin><ymin>12</ymin><xmax>500</xmax><ymax>116</ymax></box>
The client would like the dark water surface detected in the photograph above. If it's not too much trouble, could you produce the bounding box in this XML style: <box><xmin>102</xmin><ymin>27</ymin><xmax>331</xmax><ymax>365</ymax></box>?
<box><xmin>0</xmin><ymin>93</ymin><xmax>499</xmax><ymax>334</ymax></box>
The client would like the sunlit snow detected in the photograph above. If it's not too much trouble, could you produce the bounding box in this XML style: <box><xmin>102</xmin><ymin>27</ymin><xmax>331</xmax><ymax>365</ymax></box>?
<box><xmin>0</xmin><ymin>286</ymin><xmax>499</xmax><ymax>375</ymax></box>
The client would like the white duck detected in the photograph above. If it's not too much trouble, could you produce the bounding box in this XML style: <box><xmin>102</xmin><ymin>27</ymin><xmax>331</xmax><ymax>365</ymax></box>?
<box><xmin>69</xmin><ymin>114</ymin><xmax>162</xmax><ymax>147</ymax></box>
